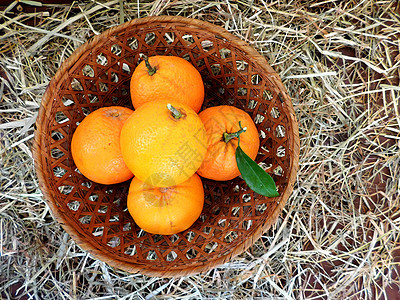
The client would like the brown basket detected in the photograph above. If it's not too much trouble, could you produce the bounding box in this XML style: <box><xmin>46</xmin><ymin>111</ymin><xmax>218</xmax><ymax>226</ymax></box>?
<box><xmin>33</xmin><ymin>16</ymin><xmax>300</xmax><ymax>277</ymax></box>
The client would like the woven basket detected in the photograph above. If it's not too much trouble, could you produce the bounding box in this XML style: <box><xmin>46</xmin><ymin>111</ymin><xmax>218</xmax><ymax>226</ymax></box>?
<box><xmin>33</xmin><ymin>16</ymin><xmax>300</xmax><ymax>277</ymax></box>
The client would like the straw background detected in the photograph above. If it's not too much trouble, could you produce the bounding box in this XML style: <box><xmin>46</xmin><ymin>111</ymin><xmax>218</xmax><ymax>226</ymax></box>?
<box><xmin>1</xmin><ymin>0</ymin><xmax>399</xmax><ymax>299</ymax></box>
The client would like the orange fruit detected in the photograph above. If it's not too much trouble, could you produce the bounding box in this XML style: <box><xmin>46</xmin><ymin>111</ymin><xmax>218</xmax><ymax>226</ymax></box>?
<box><xmin>120</xmin><ymin>100</ymin><xmax>207</xmax><ymax>187</ymax></box>
<box><xmin>196</xmin><ymin>105</ymin><xmax>260</xmax><ymax>181</ymax></box>
<box><xmin>130</xmin><ymin>55</ymin><xmax>204</xmax><ymax>112</ymax></box>
<box><xmin>71</xmin><ymin>106</ymin><xmax>134</xmax><ymax>185</ymax></box>
<box><xmin>127</xmin><ymin>173</ymin><xmax>204</xmax><ymax>235</ymax></box>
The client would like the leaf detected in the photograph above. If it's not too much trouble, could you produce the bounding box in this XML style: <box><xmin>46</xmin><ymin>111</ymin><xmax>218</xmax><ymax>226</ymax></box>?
<box><xmin>236</xmin><ymin>144</ymin><xmax>279</xmax><ymax>198</ymax></box>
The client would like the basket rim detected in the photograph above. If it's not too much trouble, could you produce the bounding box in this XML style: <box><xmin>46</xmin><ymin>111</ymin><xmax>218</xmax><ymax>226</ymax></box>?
<box><xmin>33</xmin><ymin>15</ymin><xmax>300</xmax><ymax>277</ymax></box>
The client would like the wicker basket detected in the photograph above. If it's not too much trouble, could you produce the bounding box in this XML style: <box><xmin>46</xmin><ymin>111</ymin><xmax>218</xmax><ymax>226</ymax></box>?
<box><xmin>33</xmin><ymin>16</ymin><xmax>300</xmax><ymax>277</ymax></box>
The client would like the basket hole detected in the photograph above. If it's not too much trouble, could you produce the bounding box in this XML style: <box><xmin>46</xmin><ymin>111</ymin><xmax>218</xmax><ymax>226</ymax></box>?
<box><xmin>87</xmin><ymin>94</ymin><xmax>99</xmax><ymax>103</ymax></box>
<box><xmin>225</xmin><ymin>76</ymin><xmax>235</xmax><ymax>85</ymax></box>
<box><xmin>82</xmin><ymin>107</ymin><xmax>91</xmax><ymax>116</ymax></box>
<box><xmin>219</xmin><ymin>48</ymin><xmax>231</xmax><ymax>59</ymax></box>
<box><xmin>275</xmin><ymin>125</ymin><xmax>286</xmax><ymax>138</ymax></box>
<box><xmin>259</xmin><ymin>162</ymin><xmax>273</xmax><ymax>172</ymax></box>
<box><xmin>254</xmin><ymin>114</ymin><xmax>265</xmax><ymax>124</ymax></box>
<box><xmin>111</xmin><ymin>72</ymin><xmax>119</xmax><ymax>83</ymax></box>
<box><xmin>145</xmin><ymin>32</ymin><xmax>156</xmax><ymax>46</ymax></box>
<box><xmin>166</xmin><ymin>251</ymin><xmax>177</xmax><ymax>261</ymax></box>
<box><xmin>99</xmin><ymin>82</ymin><xmax>109</xmax><ymax>92</ymax></box>
<box><xmin>81</xmin><ymin>181</ymin><xmax>92</xmax><ymax>188</ymax></box>
<box><xmin>201</xmin><ymin>226</ymin><xmax>212</xmax><ymax>236</ymax></box>
<box><xmin>127</xmin><ymin>37</ymin><xmax>138</xmax><ymax>50</ymax></box>
<box><xmin>196</xmin><ymin>58</ymin><xmax>205</xmax><ymax>67</ymax></box>
<box><xmin>231</xmin><ymin>206</ymin><xmax>241</xmax><ymax>217</ymax></box>
<box><xmin>146</xmin><ymin>250</ymin><xmax>158</xmax><ymax>260</ymax></box>
<box><xmin>186</xmin><ymin>248</ymin><xmax>198</xmax><ymax>259</ymax></box>
<box><xmin>211</xmin><ymin>64</ymin><xmax>221</xmax><ymax>76</ymax></box>
<box><xmin>109</xmin><ymin>215</ymin><xmax>119</xmax><ymax>223</ymax></box>
<box><xmin>82</xmin><ymin>65</ymin><xmax>94</xmax><ymax>77</ymax></box>
<box><xmin>58</xmin><ymin>184</ymin><xmax>73</xmax><ymax>195</ymax></box>
<box><xmin>236</xmin><ymin>60</ymin><xmax>248</xmax><ymax>71</ymax></box>
<box><xmin>238</xmin><ymin>87</ymin><xmax>247</xmax><ymax>96</ymax></box>
<box><xmin>198</xmin><ymin>215</ymin><xmax>207</xmax><ymax>223</ymax></box>
<box><xmin>201</xmin><ymin>40</ymin><xmax>214</xmax><ymax>51</ymax></box>
<box><xmin>123</xmin><ymin>222</ymin><xmax>131</xmax><ymax>231</ymax></box>
<box><xmin>218</xmin><ymin>87</ymin><xmax>225</xmax><ymax>95</ymax></box>
<box><xmin>170</xmin><ymin>234</ymin><xmax>179</xmax><ymax>243</ymax></box>
<box><xmin>211</xmin><ymin>206</ymin><xmax>221</xmax><ymax>215</ymax></box>
<box><xmin>277</xmin><ymin>145</ymin><xmax>286</xmax><ymax>157</ymax></box>
<box><xmin>62</xmin><ymin>96</ymin><xmax>75</xmax><ymax>107</ymax></box>
<box><xmin>97</xmin><ymin>53</ymin><xmax>108</xmax><ymax>66</ymax></box>
<box><xmin>51</xmin><ymin>148</ymin><xmax>65</xmax><ymax>159</ymax></box>
<box><xmin>71</xmin><ymin>78</ymin><xmax>83</xmax><ymax>91</ymax></box>
<box><xmin>259</xmin><ymin>130</ymin><xmax>266</xmax><ymax>139</ymax></box>
<box><xmin>53</xmin><ymin>167</ymin><xmax>67</xmax><ymax>178</ymax></box>
<box><xmin>121</xmin><ymin>62</ymin><xmax>130</xmax><ymax>74</ymax></box>
<box><xmin>92</xmin><ymin>226</ymin><xmax>104</xmax><ymax>237</ymax></box>
<box><xmin>242</xmin><ymin>193</ymin><xmax>251</xmax><ymax>203</ymax></box>
<box><xmin>89</xmin><ymin>194</ymin><xmax>99</xmax><ymax>202</ymax></box>
<box><xmin>152</xmin><ymin>234</ymin><xmax>164</xmax><ymax>243</ymax></box>
<box><xmin>185</xmin><ymin>231</ymin><xmax>197</xmax><ymax>242</ymax></box>
<box><xmin>107</xmin><ymin>236</ymin><xmax>120</xmax><ymax>248</ymax></box>
<box><xmin>224</xmin><ymin>231</ymin><xmax>239</xmax><ymax>243</ymax></box>
<box><xmin>79</xmin><ymin>215</ymin><xmax>92</xmax><ymax>224</ymax></box>
<box><xmin>113</xmin><ymin>198</ymin><xmax>121</xmax><ymax>207</ymax></box>
<box><xmin>51</xmin><ymin>130</ymin><xmax>65</xmax><ymax>141</ymax></box>
<box><xmin>163</xmin><ymin>32</ymin><xmax>175</xmax><ymax>44</ymax></box>
<box><xmin>55</xmin><ymin>112</ymin><xmax>69</xmax><ymax>124</ymax></box>
<box><xmin>251</xmin><ymin>74</ymin><xmax>262</xmax><ymax>85</ymax></box>
<box><xmin>263</xmin><ymin>90</ymin><xmax>273</xmax><ymax>101</ymax></box>
<box><xmin>124</xmin><ymin>245</ymin><xmax>136</xmax><ymax>256</ymax></box>
<box><xmin>256</xmin><ymin>203</ymin><xmax>267</xmax><ymax>215</ymax></box>
<box><xmin>98</xmin><ymin>206</ymin><xmax>108</xmax><ymax>214</ymax></box>
<box><xmin>67</xmin><ymin>200</ymin><xmax>81</xmax><ymax>211</ymax></box>
<box><xmin>137</xmin><ymin>229</ymin><xmax>146</xmax><ymax>238</ymax></box>
<box><xmin>205</xmin><ymin>241</ymin><xmax>218</xmax><ymax>253</ymax></box>
<box><xmin>182</xmin><ymin>34</ymin><xmax>194</xmax><ymax>45</ymax></box>
<box><xmin>242</xmin><ymin>220</ymin><xmax>253</xmax><ymax>230</ymax></box>
<box><xmin>248</xmin><ymin>100</ymin><xmax>259</xmax><ymax>109</ymax></box>
<box><xmin>181</xmin><ymin>53</ymin><xmax>190</xmax><ymax>62</ymax></box>
<box><xmin>274</xmin><ymin>165</ymin><xmax>283</xmax><ymax>176</ymax></box>
<box><xmin>270</xmin><ymin>107</ymin><xmax>280</xmax><ymax>118</ymax></box>
<box><xmin>111</xmin><ymin>44</ymin><xmax>122</xmax><ymax>56</ymax></box>
<box><xmin>218</xmin><ymin>218</ymin><xmax>226</xmax><ymax>227</ymax></box>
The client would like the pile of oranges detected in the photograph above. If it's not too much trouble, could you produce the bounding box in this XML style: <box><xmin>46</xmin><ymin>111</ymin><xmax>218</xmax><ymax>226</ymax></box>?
<box><xmin>71</xmin><ymin>55</ymin><xmax>260</xmax><ymax>235</ymax></box>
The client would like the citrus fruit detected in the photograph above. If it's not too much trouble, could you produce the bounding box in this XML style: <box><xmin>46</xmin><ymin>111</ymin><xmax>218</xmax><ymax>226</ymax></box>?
<box><xmin>120</xmin><ymin>100</ymin><xmax>207</xmax><ymax>187</ymax></box>
<box><xmin>130</xmin><ymin>55</ymin><xmax>204</xmax><ymax>112</ymax></box>
<box><xmin>71</xmin><ymin>106</ymin><xmax>134</xmax><ymax>185</ymax></box>
<box><xmin>127</xmin><ymin>173</ymin><xmax>204</xmax><ymax>235</ymax></box>
<box><xmin>196</xmin><ymin>105</ymin><xmax>260</xmax><ymax>181</ymax></box>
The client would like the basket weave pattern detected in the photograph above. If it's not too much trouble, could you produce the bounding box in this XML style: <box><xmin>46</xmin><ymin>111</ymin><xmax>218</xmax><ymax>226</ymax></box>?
<box><xmin>34</xmin><ymin>16</ymin><xmax>299</xmax><ymax>277</ymax></box>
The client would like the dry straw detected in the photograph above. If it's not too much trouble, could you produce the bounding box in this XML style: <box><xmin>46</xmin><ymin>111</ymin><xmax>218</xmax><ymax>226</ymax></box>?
<box><xmin>1</xmin><ymin>0</ymin><xmax>400</xmax><ymax>299</ymax></box>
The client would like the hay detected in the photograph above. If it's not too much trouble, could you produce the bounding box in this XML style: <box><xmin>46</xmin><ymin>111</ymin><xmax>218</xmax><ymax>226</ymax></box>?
<box><xmin>1</xmin><ymin>0</ymin><xmax>399</xmax><ymax>298</ymax></box>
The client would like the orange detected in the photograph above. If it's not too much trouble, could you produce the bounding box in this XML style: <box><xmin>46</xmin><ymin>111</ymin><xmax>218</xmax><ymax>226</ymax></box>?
<box><xmin>120</xmin><ymin>100</ymin><xmax>207</xmax><ymax>187</ymax></box>
<box><xmin>130</xmin><ymin>55</ymin><xmax>204</xmax><ymax>112</ymax></box>
<box><xmin>127</xmin><ymin>173</ymin><xmax>204</xmax><ymax>235</ymax></box>
<box><xmin>71</xmin><ymin>106</ymin><xmax>134</xmax><ymax>185</ymax></box>
<box><xmin>196</xmin><ymin>105</ymin><xmax>260</xmax><ymax>181</ymax></box>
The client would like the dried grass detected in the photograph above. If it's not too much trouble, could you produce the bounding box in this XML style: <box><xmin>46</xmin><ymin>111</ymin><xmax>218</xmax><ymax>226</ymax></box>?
<box><xmin>1</xmin><ymin>0</ymin><xmax>400</xmax><ymax>299</ymax></box>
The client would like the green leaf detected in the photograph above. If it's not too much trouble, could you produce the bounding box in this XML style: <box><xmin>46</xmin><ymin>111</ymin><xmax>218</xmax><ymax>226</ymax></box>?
<box><xmin>236</xmin><ymin>144</ymin><xmax>279</xmax><ymax>198</ymax></box>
